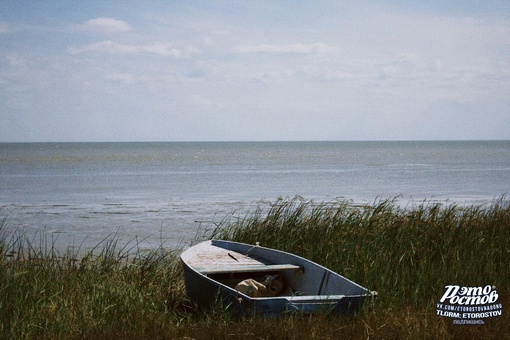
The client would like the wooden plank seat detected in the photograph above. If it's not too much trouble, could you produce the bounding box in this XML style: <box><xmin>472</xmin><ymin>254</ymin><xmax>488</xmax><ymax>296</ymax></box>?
<box><xmin>199</xmin><ymin>264</ymin><xmax>302</xmax><ymax>275</ymax></box>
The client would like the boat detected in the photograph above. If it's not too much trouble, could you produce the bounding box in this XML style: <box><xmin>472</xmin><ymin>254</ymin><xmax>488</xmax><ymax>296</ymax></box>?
<box><xmin>180</xmin><ymin>239</ymin><xmax>376</xmax><ymax>316</ymax></box>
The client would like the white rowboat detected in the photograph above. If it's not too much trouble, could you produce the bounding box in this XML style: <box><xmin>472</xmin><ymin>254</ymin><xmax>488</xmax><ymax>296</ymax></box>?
<box><xmin>181</xmin><ymin>240</ymin><xmax>375</xmax><ymax>316</ymax></box>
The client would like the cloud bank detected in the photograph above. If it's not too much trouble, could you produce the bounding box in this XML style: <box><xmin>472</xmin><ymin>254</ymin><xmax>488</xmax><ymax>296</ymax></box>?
<box><xmin>0</xmin><ymin>2</ymin><xmax>508</xmax><ymax>142</ymax></box>
<box><xmin>76</xmin><ymin>17</ymin><xmax>131</xmax><ymax>33</ymax></box>
<box><xmin>68</xmin><ymin>41</ymin><xmax>193</xmax><ymax>57</ymax></box>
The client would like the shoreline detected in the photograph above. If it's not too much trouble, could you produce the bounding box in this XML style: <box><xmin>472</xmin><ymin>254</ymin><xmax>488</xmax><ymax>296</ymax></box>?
<box><xmin>1</xmin><ymin>194</ymin><xmax>506</xmax><ymax>254</ymax></box>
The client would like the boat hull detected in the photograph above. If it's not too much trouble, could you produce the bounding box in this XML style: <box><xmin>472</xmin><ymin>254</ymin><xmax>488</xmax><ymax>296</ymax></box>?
<box><xmin>181</xmin><ymin>240</ymin><xmax>374</xmax><ymax>316</ymax></box>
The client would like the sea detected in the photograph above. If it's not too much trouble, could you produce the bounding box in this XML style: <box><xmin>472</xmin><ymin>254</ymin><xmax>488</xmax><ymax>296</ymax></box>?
<box><xmin>1</xmin><ymin>141</ymin><xmax>509</xmax><ymax>252</ymax></box>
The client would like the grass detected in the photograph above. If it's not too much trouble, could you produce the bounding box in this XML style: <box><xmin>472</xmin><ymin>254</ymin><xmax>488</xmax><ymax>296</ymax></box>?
<box><xmin>1</xmin><ymin>197</ymin><xmax>509</xmax><ymax>339</ymax></box>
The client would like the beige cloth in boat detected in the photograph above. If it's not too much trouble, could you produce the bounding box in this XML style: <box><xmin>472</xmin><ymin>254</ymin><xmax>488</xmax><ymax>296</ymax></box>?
<box><xmin>235</xmin><ymin>274</ymin><xmax>284</xmax><ymax>298</ymax></box>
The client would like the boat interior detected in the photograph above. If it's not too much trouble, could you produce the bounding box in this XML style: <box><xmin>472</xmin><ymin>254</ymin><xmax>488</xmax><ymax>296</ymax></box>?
<box><xmin>207</xmin><ymin>267</ymin><xmax>303</xmax><ymax>297</ymax></box>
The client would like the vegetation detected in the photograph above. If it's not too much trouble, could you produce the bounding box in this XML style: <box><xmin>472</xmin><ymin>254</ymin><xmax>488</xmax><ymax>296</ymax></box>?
<box><xmin>1</xmin><ymin>197</ymin><xmax>508</xmax><ymax>339</ymax></box>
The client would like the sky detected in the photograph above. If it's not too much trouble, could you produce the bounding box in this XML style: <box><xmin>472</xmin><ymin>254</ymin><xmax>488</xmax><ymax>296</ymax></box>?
<box><xmin>1</xmin><ymin>1</ymin><xmax>509</xmax><ymax>142</ymax></box>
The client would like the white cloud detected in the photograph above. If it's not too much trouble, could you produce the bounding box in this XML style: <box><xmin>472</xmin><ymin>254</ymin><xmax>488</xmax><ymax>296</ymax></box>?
<box><xmin>1</xmin><ymin>53</ymin><xmax>25</xmax><ymax>67</ymax></box>
<box><xmin>108</xmin><ymin>72</ymin><xmax>137</xmax><ymax>84</ymax></box>
<box><xmin>68</xmin><ymin>40</ymin><xmax>198</xmax><ymax>57</ymax></box>
<box><xmin>76</xmin><ymin>17</ymin><xmax>132</xmax><ymax>33</ymax></box>
<box><xmin>0</xmin><ymin>21</ymin><xmax>11</xmax><ymax>33</ymax></box>
<box><xmin>235</xmin><ymin>43</ymin><xmax>331</xmax><ymax>55</ymax></box>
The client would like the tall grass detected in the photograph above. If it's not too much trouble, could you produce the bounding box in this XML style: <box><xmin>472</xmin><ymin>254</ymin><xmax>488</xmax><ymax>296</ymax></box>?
<box><xmin>0</xmin><ymin>224</ymin><xmax>189</xmax><ymax>338</ymax></box>
<box><xmin>213</xmin><ymin>197</ymin><xmax>509</xmax><ymax>309</ymax></box>
<box><xmin>1</xmin><ymin>197</ymin><xmax>509</xmax><ymax>339</ymax></box>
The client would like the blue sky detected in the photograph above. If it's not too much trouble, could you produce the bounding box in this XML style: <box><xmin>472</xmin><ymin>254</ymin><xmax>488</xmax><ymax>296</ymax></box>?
<box><xmin>1</xmin><ymin>1</ymin><xmax>509</xmax><ymax>142</ymax></box>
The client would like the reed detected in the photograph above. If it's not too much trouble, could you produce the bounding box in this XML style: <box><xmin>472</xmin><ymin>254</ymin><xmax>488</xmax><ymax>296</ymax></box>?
<box><xmin>0</xmin><ymin>224</ymin><xmax>188</xmax><ymax>338</ymax></box>
<box><xmin>213</xmin><ymin>197</ymin><xmax>509</xmax><ymax>308</ymax></box>
<box><xmin>1</xmin><ymin>197</ymin><xmax>508</xmax><ymax>339</ymax></box>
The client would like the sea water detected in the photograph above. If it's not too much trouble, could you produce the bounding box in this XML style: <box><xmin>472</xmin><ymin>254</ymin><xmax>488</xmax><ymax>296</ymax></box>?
<box><xmin>1</xmin><ymin>141</ymin><xmax>509</xmax><ymax>250</ymax></box>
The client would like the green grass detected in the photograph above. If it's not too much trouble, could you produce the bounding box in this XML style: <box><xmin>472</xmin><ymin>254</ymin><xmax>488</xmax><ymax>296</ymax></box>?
<box><xmin>1</xmin><ymin>197</ymin><xmax>509</xmax><ymax>339</ymax></box>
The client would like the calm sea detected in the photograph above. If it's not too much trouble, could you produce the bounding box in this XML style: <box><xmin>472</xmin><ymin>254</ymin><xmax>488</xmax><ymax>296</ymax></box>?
<box><xmin>1</xmin><ymin>141</ymin><xmax>509</xmax><ymax>250</ymax></box>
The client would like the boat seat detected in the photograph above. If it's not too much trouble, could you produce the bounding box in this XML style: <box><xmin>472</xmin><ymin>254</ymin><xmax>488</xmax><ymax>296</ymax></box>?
<box><xmin>200</xmin><ymin>264</ymin><xmax>302</xmax><ymax>275</ymax></box>
<box><xmin>286</xmin><ymin>295</ymin><xmax>346</xmax><ymax>301</ymax></box>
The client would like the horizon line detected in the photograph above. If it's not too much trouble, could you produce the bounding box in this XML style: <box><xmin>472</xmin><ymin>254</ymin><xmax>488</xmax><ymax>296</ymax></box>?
<box><xmin>1</xmin><ymin>139</ymin><xmax>509</xmax><ymax>144</ymax></box>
